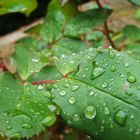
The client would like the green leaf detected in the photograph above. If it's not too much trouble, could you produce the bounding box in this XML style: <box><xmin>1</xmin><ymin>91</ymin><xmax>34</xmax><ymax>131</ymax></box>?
<box><xmin>127</xmin><ymin>0</ymin><xmax>140</xmax><ymax>6</ymax></box>
<box><xmin>64</xmin><ymin>8</ymin><xmax>112</xmax><ymax>37</ymax></box>
<box><xmin>40</xmin><ymin>0</ymin><xmax>78</xmax><ymax>43</ymax></box>
<box><xmin>52</xmin><ymin>48</ymin><xmax>140</xmax><ymax>140</ymax></box>
<box><xmin>40</xmin><ymin>0</ymin><xmax>65</xmax><ymax>43</ymax></box>
<box><xmin>52</xmin><ymin>38</ymin><xmax>88</xmax><ymax>57</ymax></box>
<box><xmin>135</xmin><ymin>9</ymin><xmax>140</xmax><ymax>20</ymax></box>
<box><xmin>122</xmin><ymin>25</ymin><xmax>140</xmax><ymax>41</ymax></box>
<box><xmin>12</xmin><ymin>37</ymin><xmax>51</xmax><ymax>80</ymax></box>
<box><xmin>0</xmin><ymin>72</ymin><xmax>58</xmax><ymax>138</ymax></box>
<box><xmin>0</xmin><ymin>0</ymin><xmax>37</xmax><ymax>16</ymax></box>
<box><xmin>27</xmin><ymin>65</ymin><xmax>62</xmax><ymax>82</ymax></box>
<box><xmin>86</xmin><ymin>31</ymin><xmax>104</xmax><ymax>48</ymax></box>
<box><xmin>124</xmin><ymin>43</ymin><xmax>140</xmax><ymax>61</ymax></box>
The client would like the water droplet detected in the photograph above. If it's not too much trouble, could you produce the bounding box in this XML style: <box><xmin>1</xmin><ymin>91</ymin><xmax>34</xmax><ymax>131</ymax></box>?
<box><xmin>48</xmin><ymin>104</ymin><xmax>57</xmax><ymax>112</ymax></box>
<box><xmin>32</xmin><ymin>58</ymin><xmax>39</xmax><ymax>62</ymax></box>
<box><xmin>120</xmin><ymin>74</ymin><xmax>124</xmax><ymax>78</ymax></box>
<box><xmin>68</xmin><ymin>96</ymin><xmax>76</xmax><ymax>104</ymax></box>
<box><xmin>73</xmin><ymin>114</ymin><xmax>80</xmax><ymax>121</ymax></box>
<box><xmin>110</xmin><ymin>124</ymin><xmax>114</xmax><ymax>128</ymax></box>
<box><xmin>129</xmin><ymin>128</ymin><xmax>133</xmax><ymax>132</ymax></box>
<box><xmin>89</xmin><ymin>90</ymin><xmax>95</xmax><ymax>96</ymax></box>
<box><xmin>41</xmin><ymin>115</ymin><xmax>56</xmax><ymax>127</ymax></box>
<box><xmin>37</xmin><ymin>85</ymin><xmax>44</xmax><ymax>90</ymax></box>
<box><xmin>92</xmin><ymin>67</ymin><xmax>105</xmax><ymax>79</ymax></box>
<box><xmin>102</xmin><ymin>82</ymin><xmax>108</xmax><ymax>88</ymax></box>
<box><xmin>61</xmin><ymin>54</ymin><xmax>66</xmax><ymax>58</ymax></box>
<box><xmin>22</xmin><ymin>123</ymin><xmax>32</xmax><ymax>129</ymax></box>
<box><xmin>127</xmin><ymin>50</ymin><xmax>133</xmax><ymax>55</ymax></box>
<box><xmin>111</xmin><ymin>65</ymin><xmax>116</xmax><ymax>72</ymax></box>
<box><xmin>67</xmin><ymin>120</ymin><xmax>72</xmax><ymax>125</ymax></box>
<box><xmin>44</xmin><ymin>92</ymin><xmax>52</xmax><ymax>98</ymax></box>
<box><xmin>59</xmin><ymin>90</ymin><xmax>66</xmax><ymax>96</ymax></box>
<box><xmin>82</xmin><ymin>74</ymin><xmax>86</xmax><ymax>78</ymax></box>
<box><xmin>115</xmin><ymin>110</ymin><xmax>127</xmax><ymax>126</ymax></box>
<box><xmin>100</xmin><ymin>126</ymin><xmax>104</xmax><ymax>132</ymax></box>
<box><xmin>109</xmin><ymin>50</ymin><xmax>115</xmax><ymax>59</ymax></box>
<box><xmin>125</xmin><ymin>62</ymin><xmax>129</xmax><ymax>67</ymax></box>
<box><xmin>127</xmin><ymin>74</ymin><xmax>137</xmax><ymax>83</ymax></box>
<box><xmin>104</xmin><ymin>107</ymin><xmax>110</xmax><ymax>115</ymax></box>
<box><xmin>53</xmin><ymin>84</ymin><xmax>58</xmax><ymax>89</ymax></box>
<box><xmin>130</xmin><ymin>114</ymin><xmax>135</xmax><ymax>119</ymax></box>
<box><xmin>72</xmin><ymin>85</ymin><xmax>79</xmax><ymax>91</ymax></box>
<box><xmin>84</xmin><ymin>106</ymin><xmax>96</xmax><ymax>119</ymax></box>
<box><xmin>63</xmin><ymin>83</ymin><xmax>70</xmax><ymax>88</ymax></box>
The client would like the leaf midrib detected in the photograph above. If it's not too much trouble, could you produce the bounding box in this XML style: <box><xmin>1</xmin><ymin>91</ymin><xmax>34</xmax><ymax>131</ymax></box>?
<box><xmin>69</xmin><ymin>77</ymin><xmax>140</xmax><ymax>111</ymax></box>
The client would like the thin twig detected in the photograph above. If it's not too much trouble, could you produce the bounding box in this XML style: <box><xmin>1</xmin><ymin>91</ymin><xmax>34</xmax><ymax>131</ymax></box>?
<box><xmin>31</xmin><ymin>80</ymin><xmax>57</xmax><ymax>85</ymax></box>
<box><xmin>95</xmin><ymin>0</ymin><xmax>116</xmax><ymax>49</ymax></box>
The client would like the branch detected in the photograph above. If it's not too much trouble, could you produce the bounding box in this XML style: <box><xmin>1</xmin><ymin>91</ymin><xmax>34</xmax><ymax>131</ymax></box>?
<box><xmin>31</xmin><ymin>80</ymin><xmax>57</xmax><ymax>85</ymax></box>
<box><xmin>95</xmin><ymin>0</ymin><xmax>117</xmax><ymax>49</ymax></box>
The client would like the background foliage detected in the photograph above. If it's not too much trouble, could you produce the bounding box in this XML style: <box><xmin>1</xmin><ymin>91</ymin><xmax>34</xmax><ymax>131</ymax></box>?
<box><xmin>0</xmin><ymin>0</ymin><xmax>140</xmax><ymax>140</ymax></box>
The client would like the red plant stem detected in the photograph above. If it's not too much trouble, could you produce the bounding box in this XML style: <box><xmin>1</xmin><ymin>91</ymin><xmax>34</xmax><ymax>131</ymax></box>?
<box><xmin>95</xmin><ymin>0</ymin><xmax>116</xmax><ymax>49</ymax></box>
<box><xmin>0</xmin><ymin>61</ymin><xmax>7</xmax><ymax>71</ymax></box>
<box><xmin>31</xmin><ymin>80</ymin><xmax>57</xmax><ymax>85</ymax></box>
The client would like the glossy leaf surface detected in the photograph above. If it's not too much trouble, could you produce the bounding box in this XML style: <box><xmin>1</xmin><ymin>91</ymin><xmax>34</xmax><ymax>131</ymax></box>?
<box><xmin>12</xmin><ymin>37</ymin><xmax>51</xmax><ymax>80</ymax></box>
<box><xmin>53</xmin><ymin>48</ymin><xmax>140</xmax><ymax>140</ymax></box>
<box><xmin>0</xmin><ymin>0</ymin><xmax>37</xmax><ymax>16</ymax></box>
<box><xmin>64</xmin><ymin>8</ymin><xmax>112</xmax><ymax>37</ymax></box>
<box><xmin>0</xmin><ymin>72</ymin><xmax>57</xmax><ymax>138</ymax></box>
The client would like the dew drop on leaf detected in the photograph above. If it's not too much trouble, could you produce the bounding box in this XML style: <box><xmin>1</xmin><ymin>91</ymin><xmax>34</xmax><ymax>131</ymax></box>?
<box><xmin>43</xmin><ymin>92</ymin><xmax>52</xmax><ymax>98</ymax></box>
<box><xmin>130</xmin><ymin>114</ymin><xmax>135</xmax><ymax>119</ymax></box>
<box><xmin>115</xmin><ymin>110</ymin><xmax>127</xmax><ymax>126</ymax></box>
<box><xmin>100</xmin><ymin>126</ymin><xmax>104</xmax><ymax>132</ymax></box>
<box><xmin>68</xmin><ymin>96</ymin><xmax>76</xmax><ymax>104</ymax></box>
<box><xmin>59</xmin><ymin>90</ymin><xmax>66</xmax><ymax>96</ymax></box>
<box><xmin>31</xmin><ymin>58</ymin><xmax>39</xmax><ymax>62</ymax></box>
<box><xmin>109</xmin><ymin>124</ymin><xmax>114</xmax><ymax>128</ymax></box>
<box><xmin>72</xmin><ymin>85</ymin><xmax>79</xmax><ymax>91</ymax></box>
<box><xmin>109</xmin><ymin>50</ymin><xmax>115</xmax><ymax>59</ymax></box>
<box><xmin>127</xmin><ymin>74</ymin><xmax>137</xmax><ymax>83</ymax></box>
<box><xmin>89</xmin><ymin>90</ymin><xmax>95</xmax><ymax>96</ymax></box>
<box><xmin>111</xmin><ymin>65</ymin><xmax>116</xmax><ymax>72</ymax></box>
<box><xmin>92</xmin><ymin>67</ymin><xmax>105</xmax><ymax>79</ymax></box>
<box><xmin>53</xmin><ymin>84</ymin><xmax>58</xmax><ymax>89</ymax></box>
<box><xmin>104</xmin><ymin>107</ymin><xmax>110</xmax><ymax>115</ymax></box>
<box><xmin>41</xmin><ymin>115</ymin><xmax>56</xmax><ymax>127</ymax></box>
<box><xmin>101</xmin><ymin>82</ymin><xmax>108</xmax><ymax>88</ymax></box>
<box><xmin>129</xmin><ymin>128</ymin><xmax>133</xmax><ymax>132</ymax></box>
<box><xmin>84</xmin><ymin>106</ymin><xmax>96</xmax><ymax>119</ymax></box>
<box><xmin>125</xmin><ymin>62</ymin><xmax>129</xmax><ymax>67</ymax></box>
<box><xmin>63</xmin><ymin>83</ymin><xmax>70</xmax><ymax>88</ymax></box>
<box><xmin>37</xmin><ymin>85</ymin><xmax>44</xmax><ymax>90</ymax></box>
<box><xmin>48</xmin><ymin>104</ymin><xmax>57</xmax><ymax>112</ymax></box>
<box><xmin>73</xmin><ymin>114</ymin><xmax>80</xmax><ymax>121</ymax></box>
